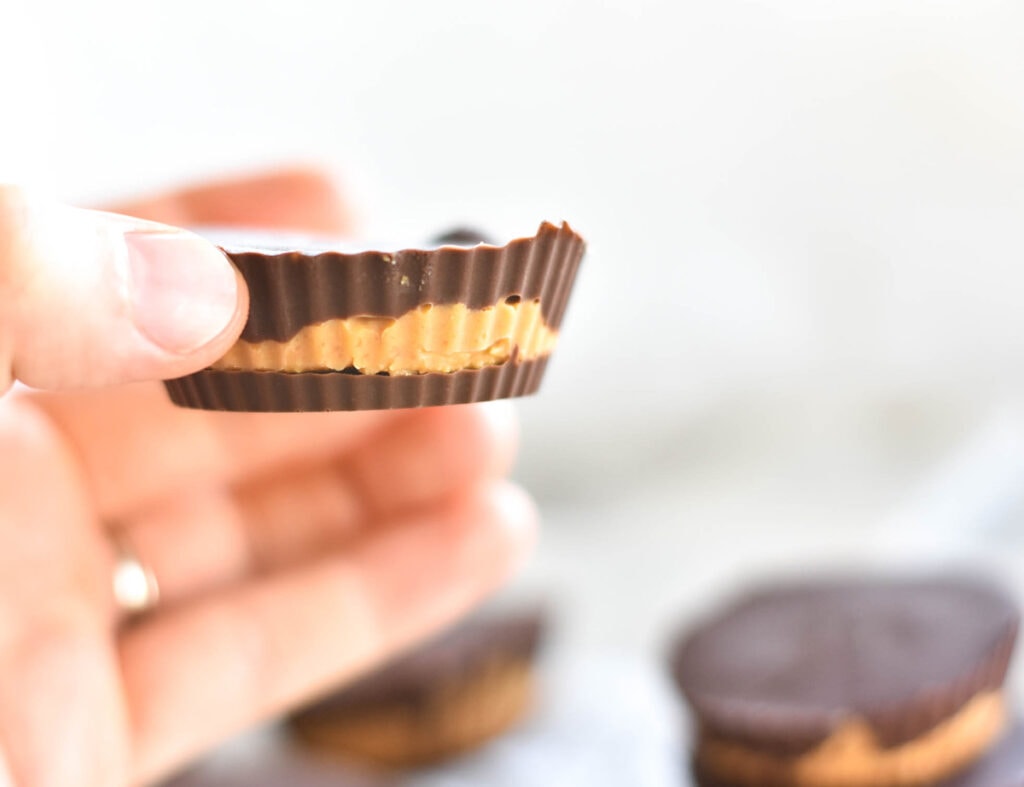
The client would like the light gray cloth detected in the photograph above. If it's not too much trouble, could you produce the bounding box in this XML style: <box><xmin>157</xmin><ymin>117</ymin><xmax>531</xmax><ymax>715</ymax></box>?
<box><xmin>164</xmin><ymin>654</ymin><xmax>687</xmax><ymax>787</ymax></box>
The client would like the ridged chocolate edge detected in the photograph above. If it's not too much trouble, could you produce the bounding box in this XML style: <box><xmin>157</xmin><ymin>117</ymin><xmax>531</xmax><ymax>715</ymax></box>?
<box><xmin>683</xmin><ymin>625</ymin><xmax>1019</xmax><ymax>756</ymax></box>
<box><xmin>669</xmin><ymin>582</ymin><xmax>1020</xmax><ymax>755</ymax></box>
<box><xmin>163</xmin><ymin>357</ymin><xmax>549</xmax><ymax>412</ymax></box>
<box><xmin>863</xmin><ymin>621</ymin><xmax>1018</xmax><ymax>746</ymax></box>
<box><xmin>226</xmin><ymin>221</ymin><xmax>585</xmax><ymax>343</ymax></box>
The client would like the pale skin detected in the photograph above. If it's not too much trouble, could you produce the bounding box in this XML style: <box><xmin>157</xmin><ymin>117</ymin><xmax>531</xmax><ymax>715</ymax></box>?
<box><xmin>0</xmin><ymin>170</ymin><xmax>537</xmax><ymax>787</ymax></box>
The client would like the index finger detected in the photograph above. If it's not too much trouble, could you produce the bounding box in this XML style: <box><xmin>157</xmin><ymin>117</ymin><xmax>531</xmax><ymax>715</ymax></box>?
<box><xmin>105</xmin><ymin>168</ymin><xmax>355</xmax><ymax>236</ymax></box>
<box><xmin>24</xmin><ymin>383</ymin><xmax>397</xmax><ymax>519</ymax></box>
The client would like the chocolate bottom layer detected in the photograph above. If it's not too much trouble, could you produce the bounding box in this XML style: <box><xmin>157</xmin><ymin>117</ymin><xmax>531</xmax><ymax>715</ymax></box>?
<box><xmin>163</xmin><ymin>357</ymin><xmax>549</xmax><ymax>412</ymax></box>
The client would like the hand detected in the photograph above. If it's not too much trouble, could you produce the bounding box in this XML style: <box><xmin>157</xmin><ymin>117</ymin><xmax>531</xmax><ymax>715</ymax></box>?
<box><xmin>0</xmin><ymin>170</ymin><xmax>537</xmax><ymax>786</ymax></box>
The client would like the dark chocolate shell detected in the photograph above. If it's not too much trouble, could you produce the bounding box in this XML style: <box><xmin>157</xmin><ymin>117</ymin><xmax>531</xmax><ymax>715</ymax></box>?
<box><xmin>164</xmin><ymin>222</ymin><xmax>583</xmax><ymax>412</ymax></box>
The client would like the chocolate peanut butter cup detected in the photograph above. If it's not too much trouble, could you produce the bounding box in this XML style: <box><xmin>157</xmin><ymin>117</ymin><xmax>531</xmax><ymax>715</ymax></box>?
<box><xmin>164</xmin><ymin>222</ymin><xmax>585</xmax><ymax>411</ymax></box>
<box><xmin>670</xmin><ymin>576</ymin><xmax>1020</xmax><ymax>787</ymax></box>
<box><xmin>288</xmin><ymin>610</ymin><xmax>546</xmax><ymax>768</ymax></box>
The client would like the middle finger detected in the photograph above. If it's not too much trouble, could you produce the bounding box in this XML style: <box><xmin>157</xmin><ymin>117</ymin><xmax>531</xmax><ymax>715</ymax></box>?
<box><xmin>115</xmin><ymin>401</ymin><xmax>518</xmax><ymax>606</ymax></box>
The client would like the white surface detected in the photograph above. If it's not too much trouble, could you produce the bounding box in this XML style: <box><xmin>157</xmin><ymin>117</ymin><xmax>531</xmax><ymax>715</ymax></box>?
<box><xmin>164</xmin><ymin>655</ymin><xmax>685</xmax><ymax>787</ymax></box>
<box><xmin>5</xmin><ymin>2</ymin><xmax>1024</xmax><ymax>496</ymax></box>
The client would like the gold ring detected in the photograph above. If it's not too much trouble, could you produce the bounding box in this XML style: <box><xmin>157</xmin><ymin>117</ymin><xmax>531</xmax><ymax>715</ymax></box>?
<box><xmin>111</xmin><ymin>532</ymin><xmax>160</xmax><ymax>615</ymax></box>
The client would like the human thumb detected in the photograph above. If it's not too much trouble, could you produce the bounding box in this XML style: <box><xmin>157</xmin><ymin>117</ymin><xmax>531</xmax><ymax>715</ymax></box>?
<box><xmin>0</xmin><ymin>184</ymin><xmax>247</xmax><ymax>393</ymax></box>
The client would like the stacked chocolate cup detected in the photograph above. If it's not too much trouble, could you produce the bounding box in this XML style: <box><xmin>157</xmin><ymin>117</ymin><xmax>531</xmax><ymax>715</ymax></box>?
<box><xmin>669</xmin><ymin>576</ymin><xmax>1024</xmax><ymax>787</ymax></box>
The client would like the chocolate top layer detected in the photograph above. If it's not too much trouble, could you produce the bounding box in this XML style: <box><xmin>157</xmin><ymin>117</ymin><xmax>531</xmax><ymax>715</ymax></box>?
<box><xmin>942</xmin><ymin>723</ymin><xmax>1024</xmax><ymax>786</ymax></box>
<box><xmin>293</xmin><ymin>610</ymin><xmax>545</xmax><ymax>719</ymax></box>
<box><xmin>207</xmin><ymin>221</ymin><xmax>585</xmax><ymax>343</ymax></box>
<box><xmin>671</xmin><ymin>576</ymin><xmax>1019</xmax><ymax>755</ymax></box>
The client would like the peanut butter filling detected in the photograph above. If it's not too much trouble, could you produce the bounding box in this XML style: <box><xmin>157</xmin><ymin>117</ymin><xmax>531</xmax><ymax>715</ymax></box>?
<box><xmin>697</xmin><ymin>690</ymin><xmax>1007</xmax><ymax>787</ymax></box>
<box><xmin>214</xmin><ymin>299</ymin><xmax>558</xmax><ymax>375</ymax></box>
<box><xmin>292</xmin><ymin>659</ymin><xmax>535</xmax><ymax>767</ymax></box>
